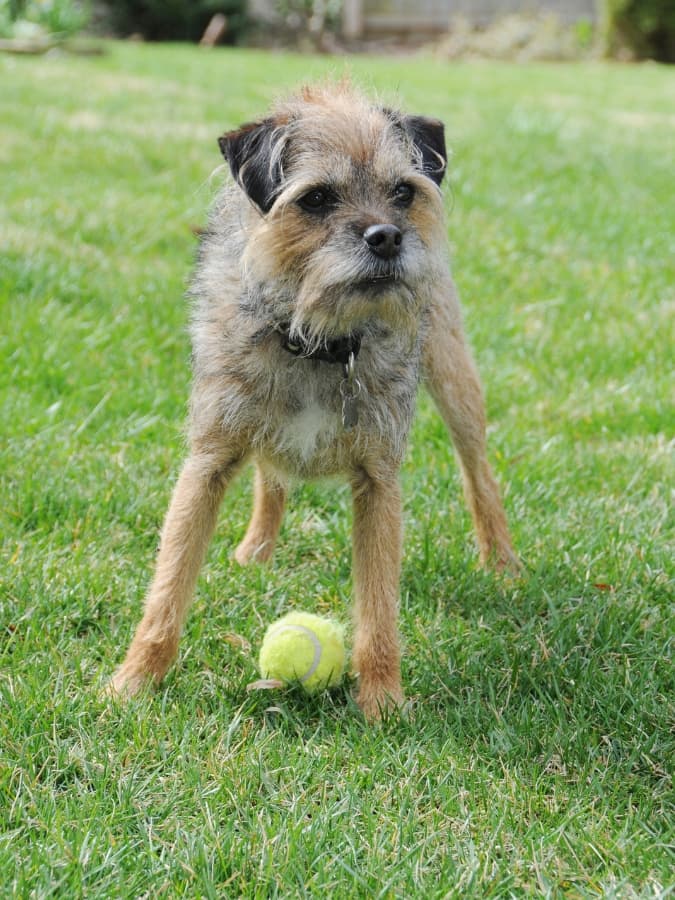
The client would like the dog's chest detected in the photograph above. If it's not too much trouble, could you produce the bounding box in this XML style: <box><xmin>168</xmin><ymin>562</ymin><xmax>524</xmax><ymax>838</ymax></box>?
<box><xmin>237</xmin><ymin>335</ymin><xmax>422</xmax><ymax>477</ymax></box>
<box><xmin>252</xmin><ymin>361</ymin><xmax>354</xmax><ymax>475</ymax></box>
<box><xmin>274</xmin><ymin>398</ymin><xmax>340</xmax><ymax>462</ymax></box>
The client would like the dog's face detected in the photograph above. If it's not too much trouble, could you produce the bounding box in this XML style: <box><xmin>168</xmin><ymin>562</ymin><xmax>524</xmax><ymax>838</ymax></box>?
<box><xmin>219</xmin><ymin>84</ymin><xmax>448</xmax><ymax>342</ymax></box>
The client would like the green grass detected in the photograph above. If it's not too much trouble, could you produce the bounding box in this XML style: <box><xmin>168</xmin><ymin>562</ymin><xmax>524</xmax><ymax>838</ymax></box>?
<box><xmin>1</xmin><ymin>43</ymin><xmax>673</xmax><ymax>897</ymax></box>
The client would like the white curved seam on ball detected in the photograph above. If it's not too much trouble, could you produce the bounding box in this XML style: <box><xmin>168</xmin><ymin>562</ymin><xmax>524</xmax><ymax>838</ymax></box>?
<box><xmin>267</xmin><ymin>624</ymin><xmax>323</xmax><ymax>682</ymax></box>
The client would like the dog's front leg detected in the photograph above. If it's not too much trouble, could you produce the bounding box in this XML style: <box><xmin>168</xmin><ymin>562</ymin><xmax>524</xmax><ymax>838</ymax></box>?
<box><xmin>423</xmin><ymin>285</ymin><xmax>519</xmax><ymax>572</ymax></box>
<box><xmin>351</xmin><ymin>467</ymin><xmax>404</xmax><ymax>721</ymax></box>
<box><xmin>109</xmin><ymin>450</ymin><xmax>241</xmax><ymax>697</ymax></box>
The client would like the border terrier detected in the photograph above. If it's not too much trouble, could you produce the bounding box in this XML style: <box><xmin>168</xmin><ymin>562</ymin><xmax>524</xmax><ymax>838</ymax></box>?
<box><xmin>109</xmin><ymin>82</ymin><xmax>518</xmax><ymax>720</ymax></box>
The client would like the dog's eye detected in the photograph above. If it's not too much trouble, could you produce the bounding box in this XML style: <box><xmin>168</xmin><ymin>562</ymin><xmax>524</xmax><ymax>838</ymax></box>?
<box><xmin>298</xmin><ymin>188</ymin><xmax>333</xmax><ymax>212</ymax></box>
<box><xmin>393</xmin><ymin>183</ymin><xmax>415</xmax><ymax>205</ymax></box>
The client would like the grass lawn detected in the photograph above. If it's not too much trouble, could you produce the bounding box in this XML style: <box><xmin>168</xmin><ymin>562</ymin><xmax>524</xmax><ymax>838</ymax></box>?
<box><xmin>1</xmin><ymin>42</ymin><xmax>673</xmax><ymax>897</ymax></box>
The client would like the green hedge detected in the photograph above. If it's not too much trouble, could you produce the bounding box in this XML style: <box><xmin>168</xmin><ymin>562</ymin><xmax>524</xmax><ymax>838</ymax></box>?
<box><xmin>1</xmin><ymin>0</ymin><xmax>90</xmax><ymax>38</ymax></box>
<box><xmin>603</xmin><ymin>0</ymin><xmax>675</xmax><ymax>61</ymax></box>
<box><xmin>103</xmin><ymin>0</ymin><xmax>247</xmax><ymax>43</ymax></box>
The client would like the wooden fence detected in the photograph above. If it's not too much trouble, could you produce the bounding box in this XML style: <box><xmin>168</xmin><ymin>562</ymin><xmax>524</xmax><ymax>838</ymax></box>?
<box><xmin>342</xmin><ymin>0</ymin><xmax>597</xmax><ymax>38</ymax></box>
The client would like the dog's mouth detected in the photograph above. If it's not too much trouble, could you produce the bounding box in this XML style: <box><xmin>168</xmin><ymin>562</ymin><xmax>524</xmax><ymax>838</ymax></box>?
<box><xmin>353</xmin><ymin>271</ymin><xmax>404</xmax><ymax>292</ymax></box>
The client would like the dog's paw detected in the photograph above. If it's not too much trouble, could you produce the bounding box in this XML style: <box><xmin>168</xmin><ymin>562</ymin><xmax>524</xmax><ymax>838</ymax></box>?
<box><xmin>234</xmin><ymin>536</ymin><xmax>275</xmax><ymax>566</ymax></box>
<box><xmin>481</xmin><ymin>540</ymin><xmax>523</xmax><ymax>577</ymax></box>
<box><xmin>356</xmin><ymin>682</ymin><xmax>405</xmax><ymax>723</ymax></box>
<box><xmin>494</xmin><ymin>548</ymin><xmax>523</xmax><ymax>576</ymax></box>
<box><xmin>104</xmin><ymin>665</ymin><xmax>152</xmax><ymax>701</ymax></box>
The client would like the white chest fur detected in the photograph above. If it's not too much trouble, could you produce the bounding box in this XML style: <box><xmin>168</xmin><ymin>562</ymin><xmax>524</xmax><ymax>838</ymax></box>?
<box><xmin>274</xmin><ymin>400</ymin><xmax>340</xmax><ymax>462</ymax></box>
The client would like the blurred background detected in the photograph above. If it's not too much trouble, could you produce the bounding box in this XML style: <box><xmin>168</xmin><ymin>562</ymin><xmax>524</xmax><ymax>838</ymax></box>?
<box><xmin>1</xmin><ymin>0</ymin><xmax>673</xmax><ymax>62</ymax></box>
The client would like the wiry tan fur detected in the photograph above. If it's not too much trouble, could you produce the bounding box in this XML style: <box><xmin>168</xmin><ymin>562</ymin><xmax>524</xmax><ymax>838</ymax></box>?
<box><xmin>108</xmin><ymin>83</ymin><xmax>518</xmax><ymax>720</ymax></box>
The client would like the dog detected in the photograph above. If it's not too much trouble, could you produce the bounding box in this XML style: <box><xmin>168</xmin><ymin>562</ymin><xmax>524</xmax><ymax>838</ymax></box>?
<box><xmin>109</xmin><ymin>82</ymin><xmax>518</xmax><ymax>720</ymax></box>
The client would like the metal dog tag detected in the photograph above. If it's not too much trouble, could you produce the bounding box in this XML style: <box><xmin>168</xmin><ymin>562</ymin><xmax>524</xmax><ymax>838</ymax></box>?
<box><xmin>340</xmin><ymin>352</ymin><xmax>361</xmax><ymax>430</ymax></box>
<box><xmin>341</xmin><ymin>387</ymin><xmax>360</xmax><ymax>429</ymax></box>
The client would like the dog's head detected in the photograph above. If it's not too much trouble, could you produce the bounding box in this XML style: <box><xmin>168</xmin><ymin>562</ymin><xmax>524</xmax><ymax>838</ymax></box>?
<box><xmin>219</xmin><ymin>83</ymin><xmax>448</xmax><ymax>343</ymax></box>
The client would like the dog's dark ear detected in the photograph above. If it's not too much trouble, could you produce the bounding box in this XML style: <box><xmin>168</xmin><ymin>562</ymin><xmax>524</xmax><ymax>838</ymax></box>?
<box><xmin>402</xmin><ymin>115</ymin><xmax>447</xmax><ymax>186</ymax></box>
<box><xmin>218</xmin><ymin>118</ymin><xmax>281</xmax><ymax>213</ymax></box>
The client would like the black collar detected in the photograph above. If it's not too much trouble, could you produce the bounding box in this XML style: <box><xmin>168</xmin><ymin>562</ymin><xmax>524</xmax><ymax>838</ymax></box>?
<box><xmin>276</xmin><ymin>324</ymin><xmax>361</xmax><ymax>367</ymax></box>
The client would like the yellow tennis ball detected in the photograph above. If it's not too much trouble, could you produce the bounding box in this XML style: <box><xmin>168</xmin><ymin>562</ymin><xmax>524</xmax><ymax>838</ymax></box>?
<box><xmin>258</xmin><ymin>611</ymin><xmax>346</xmax><ymax>693</ymax></box>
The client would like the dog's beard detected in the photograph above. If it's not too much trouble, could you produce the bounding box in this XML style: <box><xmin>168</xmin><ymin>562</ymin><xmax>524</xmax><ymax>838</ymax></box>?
<box><xmin>242</xmin><ymin>231</ymin><xmax>433</xmax><ymax>353</ymax></box>
<box><xmin>285</xmin><ymin>243</ymin><xmax>424</xmax><ymax>349</ymax></box>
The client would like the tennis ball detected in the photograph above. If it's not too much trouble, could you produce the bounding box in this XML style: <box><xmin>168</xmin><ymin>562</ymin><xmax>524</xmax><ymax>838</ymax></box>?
<box><xmin>258</xmin><ymin>611</ymin><xmax>346</xmax><ymax>693</ymax></box>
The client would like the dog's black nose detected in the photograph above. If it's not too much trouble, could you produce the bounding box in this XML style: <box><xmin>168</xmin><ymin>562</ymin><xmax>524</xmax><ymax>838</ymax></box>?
<box><xmin>363</xmin><ymin>224</ymin><xmax>402</xmax><ymax>260</ymax></box>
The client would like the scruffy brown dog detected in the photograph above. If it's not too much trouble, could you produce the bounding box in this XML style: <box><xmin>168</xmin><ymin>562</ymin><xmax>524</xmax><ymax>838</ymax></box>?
<box><xmin>109</xmin><ymin>82</ymin><xmax>517</xmax><ymax>720</ymax></box>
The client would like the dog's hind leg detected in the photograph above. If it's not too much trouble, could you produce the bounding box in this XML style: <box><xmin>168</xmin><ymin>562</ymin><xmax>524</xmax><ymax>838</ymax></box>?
<box><xmin>108</xmin><ymin>447</ymin><xmax>243</xmax><ymax>697</ymax></box>
<box><xmin>234</xmin><ymin>462</ymin><xmax>287</xmax><ymax>565</ymax></box>
<box><xmin>422</xmin><ymin>283</ymin><xmax>519</xmax><ymax>572</ymax></box>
